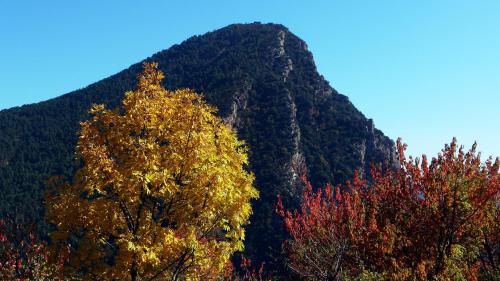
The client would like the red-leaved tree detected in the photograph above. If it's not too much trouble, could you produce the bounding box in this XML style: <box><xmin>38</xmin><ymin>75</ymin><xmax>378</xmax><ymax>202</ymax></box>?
<box><xmin>276</xmin><ymin>173</ymin><xmax>369</xmax><ymax>280</ymax></box>
<box><xmin>277</xmin><ymin>139</ymin><xmax>499</xmax><ymax>280</ymax></box>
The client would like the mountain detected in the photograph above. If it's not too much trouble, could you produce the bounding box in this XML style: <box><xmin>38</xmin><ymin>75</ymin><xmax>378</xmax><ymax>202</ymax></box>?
<box><xmin>0</xmin><ymin>23</ymin><xmax>396</xmax><ymax>271</ymax></box>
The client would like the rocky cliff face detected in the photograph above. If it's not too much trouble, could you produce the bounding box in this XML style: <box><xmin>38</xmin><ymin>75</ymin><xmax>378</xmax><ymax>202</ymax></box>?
<box><xmin>0</xmin><ymin>23</ymin><xmax>396</xmax><ymax>269</ymax></box>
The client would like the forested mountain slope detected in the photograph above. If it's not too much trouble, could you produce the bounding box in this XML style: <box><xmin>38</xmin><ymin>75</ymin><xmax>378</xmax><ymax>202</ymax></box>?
<box><xmin>0</xmin><ymin>23</ymin><xmax>396</xmax><ymax>268</ymax></box>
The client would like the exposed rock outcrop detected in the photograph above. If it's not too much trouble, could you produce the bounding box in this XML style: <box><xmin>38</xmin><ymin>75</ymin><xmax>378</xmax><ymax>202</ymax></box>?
<box><xmin>223</xmin><ymin>81</ymin><xmax>251</xmax><ymax>129</ymax></box>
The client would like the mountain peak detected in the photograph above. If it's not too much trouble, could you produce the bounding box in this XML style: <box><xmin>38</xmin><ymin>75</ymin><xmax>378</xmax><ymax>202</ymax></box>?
<box><xmin>224</xmin><ymin>21</ymin><xmax>289</xmax><ymax>30</ymax></box>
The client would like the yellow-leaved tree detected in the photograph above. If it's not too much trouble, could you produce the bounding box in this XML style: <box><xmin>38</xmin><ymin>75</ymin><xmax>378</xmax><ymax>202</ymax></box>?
<box><xmin>45</xmin><ymin>63</ymin><xmax>258</xmax><ymax>280</ymax></box>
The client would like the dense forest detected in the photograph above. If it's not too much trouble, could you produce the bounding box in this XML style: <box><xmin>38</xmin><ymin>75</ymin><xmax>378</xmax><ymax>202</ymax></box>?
<box><xmin>0</xmin><ymin>23</ymin><xmax>396</xmax><ymax>272</ymax></box>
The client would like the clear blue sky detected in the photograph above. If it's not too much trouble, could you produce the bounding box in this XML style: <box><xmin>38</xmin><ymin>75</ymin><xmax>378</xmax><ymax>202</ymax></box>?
<box><xmin>1</xmin><ymin>0</ymin><xmax>498</xmax><ymax>159</ymax></box>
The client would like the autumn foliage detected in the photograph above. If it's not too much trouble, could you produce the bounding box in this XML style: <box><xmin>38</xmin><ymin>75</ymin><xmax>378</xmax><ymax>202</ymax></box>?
<box><xmin>0</xmin><ymin>217</ymin><xmax>69</xmax><ymax>280</ymax></box>
<box><xmin>45</xmin><ymin>63</ymin><xmax>258</xmax><ymax>280</ymax></box>
<box><xmin>277</xmin><ymin>139</ymin><xmax>499</xmax><ymax>280</ymax></box>
<box><xmin>227</xmin><ymin>255</ymin><xmax>269</xmax><ymax>281</ymax></box>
